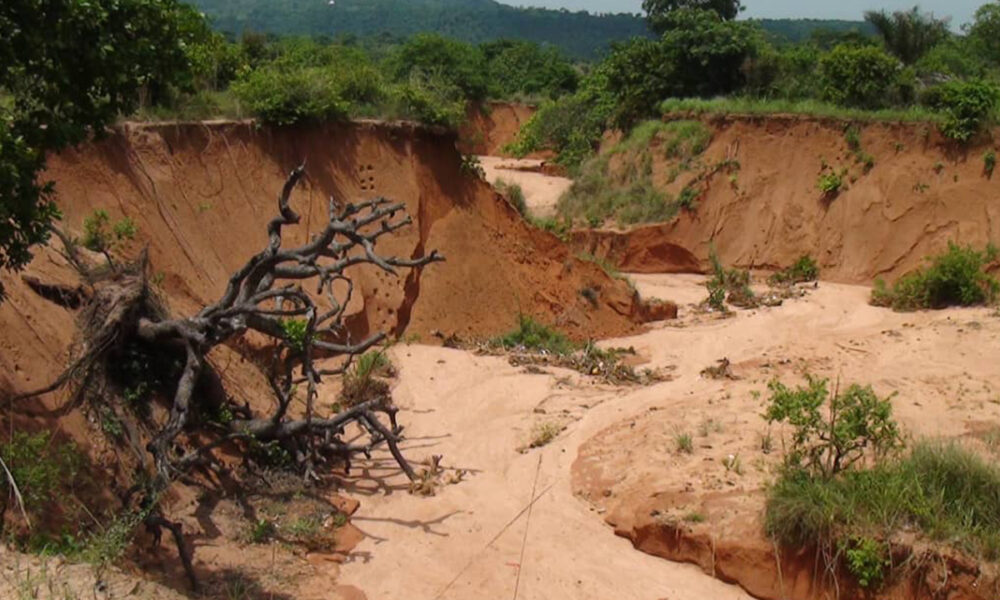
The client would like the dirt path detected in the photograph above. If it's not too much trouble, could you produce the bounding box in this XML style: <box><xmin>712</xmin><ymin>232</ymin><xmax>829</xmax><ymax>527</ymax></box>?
<box><xmin>335</xmin><ymin>337</ymin><xmax>751</xmax><ymax>600</ymax></box>
<box><xmin>337</xmin><ymin>273</ymin><xmax>1000</xmax><ymax>600</ymax></box>
<box><xmin>479</xmin><ymin>156</ymin><xmax>571</xmax><ymax>218</ymax></box>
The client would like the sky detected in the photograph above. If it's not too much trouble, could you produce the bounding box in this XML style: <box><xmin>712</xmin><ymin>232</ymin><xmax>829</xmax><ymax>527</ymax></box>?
<box><xmin>498</xmin><ymin>0</ymin><xmax>982</xmax><ymax>27</ymax></box>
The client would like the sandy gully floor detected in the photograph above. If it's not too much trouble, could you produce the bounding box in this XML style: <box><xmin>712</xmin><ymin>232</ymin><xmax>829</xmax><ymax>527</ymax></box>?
<box><xmin>479</xmin><ymin>156</ymin><xmax>571</xmax><ymax>218</ymax></box>
<box><xmin>336</xmin><ymin>274</ymin><xmax>1000</xmax><ymax>600</ymax></box>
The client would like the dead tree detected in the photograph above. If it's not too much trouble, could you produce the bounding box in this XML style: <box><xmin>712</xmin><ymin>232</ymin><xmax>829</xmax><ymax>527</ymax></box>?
<box><xmin>137</xmin><ymin>165</ymin><xmax>442</xmax><ymax>482</ymax></box>
<box><xmin>15</xmin><ymin>165</ymin><xmax>442</xmax><ymax>485</ymax></box>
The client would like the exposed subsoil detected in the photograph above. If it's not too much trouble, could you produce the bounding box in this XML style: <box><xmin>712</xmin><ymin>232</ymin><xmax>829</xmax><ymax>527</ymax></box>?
<box><xmin>572</xmin><ymin>115</ymin><xmax>1000</xmax><ymax>284</ymax></box>
<box><xmin>3</xmin><ymin>109</ymin><xmax>1000</xmax><ymax>600</ymax></box>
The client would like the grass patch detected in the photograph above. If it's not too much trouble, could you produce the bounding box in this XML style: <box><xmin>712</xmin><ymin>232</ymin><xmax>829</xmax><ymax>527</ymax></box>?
<box><xmin>558</xmin><ymin>155</ymin><xmax>679</xmax><ymax>227</ymax></box>
<box><xmin>871</xmin><ymin>242</ymin><xmax>999</xmax><ymax>311</ymax></box>
<box><xmin>767</xmin><ymin>442</ymin><xmax>1000</xmax><ymax>561</ymax></box>
<box><xmin>675</xmin><ymin>432</ymin><xmax>694</xmax><ymax>454</ymax></box>
<box><xmin>769</xmin><ymin>255</ymin><xmax>819</xmax><ymax>285</ymax></box>
<box><xmin>493</xmin><ymin>315</ymin><xmax>576</xmax><ymax>355</ymax></box>
<box><xmin>529</xmin><ymin>422</ymin><xmax>563</xmax><ymax>448</ymax></box>
<box><xmin>660</xmin><ymin>97</ymin><xmax>941</xmax><ymax>124</ymax></box>
<box><xmin>705</xmin><ymin>248</ymin><xmax>756</xmax><ymax>310</ymax></box>
<box><xmin>340</xmin><ymin>350</ymin><xmax>393</xmax><ymax>407</ymax></box>
<box><xmin>495</xmin><ymin>178</ymin><xmax>527</xmax><ymax>216</ymax></box>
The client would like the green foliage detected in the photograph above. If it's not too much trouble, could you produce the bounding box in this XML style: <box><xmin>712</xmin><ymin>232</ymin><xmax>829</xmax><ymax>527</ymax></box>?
<box><xmin>247</xmin><ymin>518</ymin><xmax>277</xmax><ymax>543</ymax></box>
<box><xmin>0</xmin><ymin>0</ymin><xmax>198</xmax><ymax>297</ymax></box>
<box><xmin>817</xmin><ymin>171</ymin><xmax>844</xmax><ymax>196</ymax></box>
<box><xmin>81</xmin><ymin>210</ymin><xmax>137</xmax><ymax>254</ymax></box>
<box><xmin>871</xmin><ymin>242</ymin><xmax>999</xmax><ymax>311</ymax></box>
<box><xmin>986</xmin><ymin>150</ymin><xmax>997</xmax><ymax>177</ymax></box>
<box><xmin>494</xmin><ymin>315</ymin><xmax>576</xmax><ymax>355</ymax></box>
<box><xmin>767</xmin><ymin>442</ymin><xmax>1000</xmax><ymax>567</ymax></box>
<box><xmin>459</xmin><ymin>154</ymin><xmax>486</xmax><ymax>179</ymax></box>
<box><xmin>481</xmin><ymin>39</ymin><xmax>578</xmax><ymax>100</ymax></box>
<box><xmin>819</xmin><ymin>44</ymin><xmax>900</xmax><ymax>110</ymax></box>
<box><xmin>606</xmin><ymin>10</ymin><xmax>758</xmax><ymax>129</ymax></box>
<box><xmin>923</xmin><ymin>80</ymin><xmax>1000</xmax><ymax>143</ymax></box>
<box><xmin>280</xmin><ymin>319</ymin><xmax>309</xmax><ymax>352</ymax></box>
<box><xmin>232</xmin><ymin>65</ymin><xmax>350</xmax><ymax>125</ymax></box>
<box><xmin>558</xmin><ymin>156</ymin><xmax>679</xmax><ymax>227</ymax></box>
<box><xmin>659</xmin><ymin>97</ymin><xmax>939</xmax><ymax>123</ymax></box>
<box><xmin>863</xmin><ymin>7</ymin><xmax>949</xmax><ymax>65</ymax></box>
<box><xmin>0</xmin><ymin>432</ymin><xmax>83</xmax><ymax>517</ymax></box>
<box><xmin>495</xmin><ymin>179</ymin><xmax>527</xmax><ymax>216</ymax></box>
<box><xmin>705</xmin><ymin>248</ymin><xmax>755</xmax><ymax>310</ymax></box>
<box><xmin>764</xmin><ymin>375</ymin><xmax>902</xmax><ymax>478</ymax></box>
<box><xmin>842</xmin><ymin>537</ymin><xmax>888</xmax><ymax>588</ymax></box>
<box><xmin>189</xmin><ymin>0</ymin><xmax>650</xmax><ymax>62</ymax></box>
<box><xmin>388</xmin><ymin>34</ymin><xmax>488</xmax><ymax>102</ymax></box>
<box><xmin>675</xmin><ymin>432</ymin><xmax>694</xmax><ymax>454</ymax></box>
<box><xmin>770</xmin><ymin>255</ymin><xmax>819</xmax><ymax>285</ymax></box>
<box><xmin>643</xmin><ymin>0</ymin><xmax>743</xmax><ymax>34</ymax></box>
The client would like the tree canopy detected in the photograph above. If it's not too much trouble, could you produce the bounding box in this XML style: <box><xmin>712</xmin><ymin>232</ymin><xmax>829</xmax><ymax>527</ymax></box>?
<box><xmin>0</xmin><ymin>0</ymin><xmax>203</xmax><ymax>296</ymax></box>
<box><xmin>643</xmin><ymin>0</ymin><xmax>743</xmax><ymax>34</ymax></box>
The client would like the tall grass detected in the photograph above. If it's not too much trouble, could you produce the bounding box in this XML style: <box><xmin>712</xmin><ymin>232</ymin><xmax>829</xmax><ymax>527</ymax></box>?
<box><xmin>660</xmin><ymin>97</ymin><xmax>942</xmax><ymax>124</ymax></box>
<box><xmin>767</xmin><ymin>442</ymin><xmax>1000</xmax><ymax>560</ymax></box>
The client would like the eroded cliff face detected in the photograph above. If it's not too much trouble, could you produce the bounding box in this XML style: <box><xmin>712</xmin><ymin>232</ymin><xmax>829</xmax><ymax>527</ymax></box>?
<box><xmin>572</xmin><ymin>115</ymin><xmax>1000</xmax><ymax>284</ymax></box>
<box><xmin>3</xmin><ymin>118</ymin><xmax>654</xmax><ymax>399</ymax></box>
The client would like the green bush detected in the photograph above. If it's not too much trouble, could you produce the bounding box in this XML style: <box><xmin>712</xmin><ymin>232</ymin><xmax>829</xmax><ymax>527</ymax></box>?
<box><xmin>232</xmin><ymin>66</ymin><xmax>349</xmax><ymax>125</ymax></box>
<box><xmin>770</xmin><ymin>255</ymin><xmax>819</xmax><ymax>285</ymax></box>
<box><xmin>817</xmin><ymin>171</ymin><xmax>843</xmax><ymax>196</ymax></box>
<box><xmin>871</xmin><ymin>242</ymin><xmax>999</xmax><ymax>310</ymax></box>
<box><xmin>389</xmin><ymin>72</ymin><xmax>467</xmax><ymax>128</ymax></box>
<box><xmin>819</xmin><ymin>44</ymin><xmax>900</xmax><ymax>110</ymax></box>
<box><xmin>767</xmin><ymin>442</ymin><xmax>1000</xmax><ymax>564</ymax></box>
<box><xmin>842</xmin><ymin>537</ymin><xmax>889</xmax><ymax>588</ymax></box>
<box><xmin>705</xmin><ymin>248</ymin><xmax>756</xmax><ymax>310</ymax></box>
<box><xmin>1</xmin><ymin>432</ymin><xmax>83</xmax><ymax>517</ymax></box>
<box><xmin>495</xmin><ymin>179</ymin><xmax>527</xmax><ymax>215</ymax></box>
<box><xmin>985</xmin><ymin>150</ymin><xmax>997</xmax><ymax>177</ymax></box>
<box><xmin>280</xmin><ymin>318</ymin><xmax>309</xmax><ymax>352</ymax></box>
<box><xmin>923</xmin><ymin>80</ymin><xmax>1000</xmax><ymax>142</ymax></box>
<box><xmin>493</xmin><ymin>315</ymin><xmax>576</xmax><ymax>355</ymax></box>
<box><xmin>388</xmin><ymin>34</ymin><xmax>489</xmax><ymax>103</ymax></box>
<box><xmin>81</xmin><ymin>209</ymin><xmax>137</xmax><ymax>253</ymax></box>
<box><xmin>764</xmin><ymin>375</ymin><xmax>902</xmax><ymax>477</ymax></box>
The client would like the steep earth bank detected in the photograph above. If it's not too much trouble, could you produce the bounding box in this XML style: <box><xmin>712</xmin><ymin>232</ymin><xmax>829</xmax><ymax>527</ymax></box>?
<box><xmin>571</xmin><ymin>115</ymin><xmax>1000</xmax><ymax>284</ymax></box>
<box><xmin>458</xmin><ymin>102</ymin><xmax>537</xmax><ymax>156</ymax></box>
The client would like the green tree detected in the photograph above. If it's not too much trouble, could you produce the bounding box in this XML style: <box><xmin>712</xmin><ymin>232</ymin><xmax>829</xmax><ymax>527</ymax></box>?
<box><xmin>0</xmin><ymin>0</ymin><xmax>202</xmax><ymax>297</ymax></box>
<box><xmin>863</xmin><ymin>7</ymin><xmax>949</xmax><ymax>65</ymax></box>
<box><xmin>388</xmin><ymin>33</ymin><xmax>489</xmax><ymax>102</ymax></box>
<box><xmin>480</xmin><ymin>40</ymin><xmax>578</xmax><ymax>99</ymax></box>
<box><xmin>642</xmin><ymin>0</ymin><xmax>743</xmax><ymax>33</ymax></box>
<box><xmin>605</xmin><ymin>10</ymin><xmax>757</xmax><ymax>128</ymax></box>
<box><xmin>819</xmin><ymin>44</ymin><xmax>900</xmax><ymax>109</ymax></box>
<box><xmin>966</xmin><ymin>2</ymin><xmax>1000</xmax><ymax>67</ymax></box>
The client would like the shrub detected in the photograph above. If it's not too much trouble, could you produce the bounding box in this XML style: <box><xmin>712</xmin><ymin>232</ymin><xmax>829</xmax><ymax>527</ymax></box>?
<box><xmin>495</xmin><ymin>179</ymin><xmax>527</xmax><ymax>215</ymax></box>
<box><xmin>770</xmin><ymin>255</ymin><xmax>819</xmax><ymax>285</ymax></box>
<box><xmin>529</xmin><ymin>422</ymin><xmax>563</xmax><ymax>448</ymax></box>
<box><xmin>842</xmin><ymin>537</ymin><xmax>889</xmax><ymax>588</ymax></box>
<box><xmin>767</xmin><ymin>442</ymin><xmax>1000</xmax><ymax>565</ymax></box>
<box><xmin>1</xmin><ymin>432</ymin><xmax>83</xmax><ymax>518</ymax></box>
<box><xmin>232</xmin><ymin>66</ymin><xmax>349</xmax><ymax>125</ymax></box>
<box><xmin>494</xmin><ymin>315</ymin><xmax>575</xmax><ymax>355</ymax></box>
<box><xmin>280</xmin><ymin>318</ymin><xmax>308</xmax><ymax>352</ymax></box>
<box><xmin>557</xmin><ymin>155</ymin><xmax>680</xmax><ymax>227</ymax></box>
<box><xmin>763</xmin><ymin>375</ymin><xmax>902</xmax><ymax>477</ymax></box>
<box><xmin>389</xmin><ymin>72</ymin><xmax>467</xmax><ymax>128</ymax></box>
<box><xmin>705</xmin><ymin>248</ymin><xmax>756</xmax><ymax>310</ymax></box>
<box><xmin>819</xmin><ymin>44</ymin><xmax>900</xmax><ymax>109</ymax></box>
<box><xmin>817</xmin><ymin>171</ymin><xmax>844</xmax><ymax>196</ymax></box>
<box><xmin>985</xmin><ymin>149</ymin><xmax>997</xmax><ymax>177</ymax></box>
<box><xmin>82</xmin><ymin>209</ymin><xmax>137</xmax><ymax>253</ymax></box>
<box><xmin>341</xmin><ymin>350</ymin><xmax>392</xmax><ymax>407</ymax></box>
<box><xmin>871</xmin><ymin>242</ymin><xmax>999</xmax><ymax>310</ymax></box>
<box><xmin>924</xmin><ymin>80</ymin><xmax>1000</xmax><ymax>142</ymax></box>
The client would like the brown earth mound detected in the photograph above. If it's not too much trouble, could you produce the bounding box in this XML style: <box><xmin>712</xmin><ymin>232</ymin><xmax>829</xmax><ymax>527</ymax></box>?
<box><xmin>458</xmin><ymin>102</ymin><xmax>540</xmax><ymax>157</ymax></box>
<box><xmin>572</xmin><ymin>115</ymin><xmax>1000</xmax><ymax>284</ymax></box>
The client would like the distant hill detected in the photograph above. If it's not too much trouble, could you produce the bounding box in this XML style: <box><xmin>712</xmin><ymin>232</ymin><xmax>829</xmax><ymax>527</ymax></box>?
<box><xmin>754</xmin><ymin>18</ymin><xmax>876</xmax><ymax>44</ymax></box>
<box><xmin>190</xmin><ymin>0</ymin><xmax>648</xmax><ymax>59</ymax></box>
<box><xmin>189</xmin><ymin>0</ymin><xmax>875</xmax><ymax>60</ymax></box>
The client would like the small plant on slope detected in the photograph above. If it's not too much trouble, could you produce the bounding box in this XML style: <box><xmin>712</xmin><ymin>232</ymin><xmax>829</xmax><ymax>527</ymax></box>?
<box><xmin>494</xmin><ymin>315</ymin><xmax>576</xmax><ymax>355</ymax></box>
<box><xmin>764</xmin><ymin>375</ymin><xmax>902</xmax><ymax>478</ymax></box>
<box><xmin>871</xmin><ymin>242</ymin><xmax>999</xmax><ymax>311</ymax></box>
<box><xmin>770</xmin><ymin>255</ymin><xmax>820</xmax><ymax>285</ymax></box>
